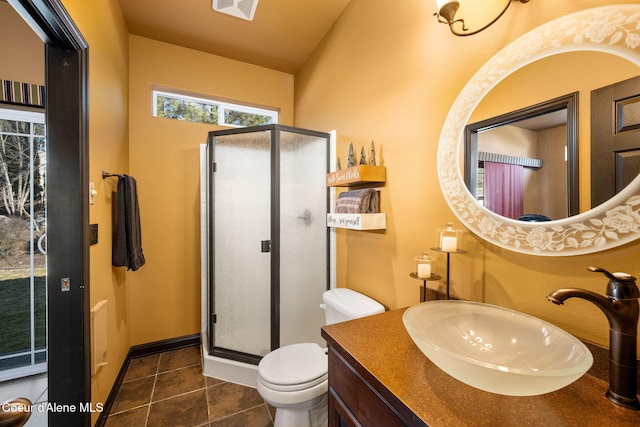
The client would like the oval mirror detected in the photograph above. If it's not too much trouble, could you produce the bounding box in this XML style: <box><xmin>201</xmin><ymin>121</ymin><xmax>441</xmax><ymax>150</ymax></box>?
<box><xmin>438</xmin><ymin>4</ymin><xmax>640</xmax><ymax>256</ymax></box>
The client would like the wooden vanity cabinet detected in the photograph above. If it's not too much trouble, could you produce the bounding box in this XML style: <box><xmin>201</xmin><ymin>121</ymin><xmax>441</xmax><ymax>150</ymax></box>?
<box><xmin>326</xmin><ymin>346</ymin><xmax>427</xmax><ymax>427</ymax></box>
<box><xmin>322</xmin><ymin>308</ymin><xmax>640</xmax><ymax>427</ymax></box>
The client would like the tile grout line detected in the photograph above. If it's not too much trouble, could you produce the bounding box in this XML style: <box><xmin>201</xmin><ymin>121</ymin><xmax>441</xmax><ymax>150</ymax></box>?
<box><xmin>143</xmin><ymin>404</ymin><xmax>151</xmax><ymax>427</ymax></box>
<box><xmin>106</xmin><ymin>402</ymin><xmax>150</xmax><ymax>417</ymax></box>
<box><xmin>150</xmin><ymin>386</ymin><xmax>208</xmax><ymax>405</ymax></box>
<box><xmin>209</xmin><ymin>402</ymin><xmax>271</xmax><ymax>424</ymax></box>
<box><xmin>205</xmin><ymin>381</ymin><xmax>211</xmax><ymax>424</ymax></box>
<box><xmin>154</xmin><ymin>362</ymin><xmax>201</xmax><ymax>378</ymax></box>
<box><xmin>143</xmin><ymin>354</ymin><xmax>162</xmax><ymax>427</ymax></box>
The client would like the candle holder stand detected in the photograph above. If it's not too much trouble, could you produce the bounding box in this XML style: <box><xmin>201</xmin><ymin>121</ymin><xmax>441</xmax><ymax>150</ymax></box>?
<box><xmin>409</xmin><ymin>272</ymin><xmax>442</xmax><ymax>302</ymax></box>
<box><xmin>431</xmin><ymin>247</ymin><xmax>467</xmax><ymax>300</ymax></box>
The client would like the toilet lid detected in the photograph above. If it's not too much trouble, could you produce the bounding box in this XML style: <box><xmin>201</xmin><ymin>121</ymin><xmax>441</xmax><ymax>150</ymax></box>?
<box><xmin>258</xmin><ymin>343</ymin><xmax>328</xmax><ymax>387</ymax></box>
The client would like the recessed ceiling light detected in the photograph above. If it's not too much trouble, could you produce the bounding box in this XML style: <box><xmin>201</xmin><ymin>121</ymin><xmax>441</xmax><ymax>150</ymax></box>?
<box><xmin>212</xmin><ymin>0</ymin><xmax>259</xmax><ymax>21</ymax></box>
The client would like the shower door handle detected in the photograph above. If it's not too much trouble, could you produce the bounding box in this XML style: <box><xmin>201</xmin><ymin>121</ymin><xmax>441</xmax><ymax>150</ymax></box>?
<box><xmin>261</xmin><ymin>240</ymin><xmax>271</xmax><ymax>253</ymax></box>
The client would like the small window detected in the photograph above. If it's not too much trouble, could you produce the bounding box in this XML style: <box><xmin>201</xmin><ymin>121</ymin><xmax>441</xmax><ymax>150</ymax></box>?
<box><xmin>152</xmin><ymin>90</ymin><xmax>278</xmax><ymax>127</ymax></box>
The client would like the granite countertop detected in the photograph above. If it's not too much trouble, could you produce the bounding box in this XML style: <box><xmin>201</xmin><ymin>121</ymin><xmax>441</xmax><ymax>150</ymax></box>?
<box><xmin>321</xmin><ymin>308</ymin><xmax>640</xmax><ymax>426</ymax></box>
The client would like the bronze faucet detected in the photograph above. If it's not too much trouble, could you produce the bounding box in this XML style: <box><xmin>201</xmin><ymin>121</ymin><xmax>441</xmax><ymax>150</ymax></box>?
<box><xmin>547</xmin><ymin>266</ymin><xmax>639</xmax><ymax>409</ymax></box>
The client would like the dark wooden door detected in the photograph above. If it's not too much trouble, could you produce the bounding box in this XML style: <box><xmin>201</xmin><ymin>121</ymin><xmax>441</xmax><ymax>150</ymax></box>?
<box><xmin>591</xmin><ymin>74</ymin><xmax>640</xmax><ymax>208</ymax></box>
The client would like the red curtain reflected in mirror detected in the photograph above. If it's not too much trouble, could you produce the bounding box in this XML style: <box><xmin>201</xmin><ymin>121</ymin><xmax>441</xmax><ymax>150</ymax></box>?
<box><xmin>484</xmin><ymin>162</ymin><xmax>524</xmax><ymax>219</ymax></box>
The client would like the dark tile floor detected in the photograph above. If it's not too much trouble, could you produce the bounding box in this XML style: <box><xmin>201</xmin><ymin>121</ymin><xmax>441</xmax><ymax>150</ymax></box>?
<box><xmin>104</xmin><ymin>345</ymin><xmax>274</xmax><ymax>427</ymax></box>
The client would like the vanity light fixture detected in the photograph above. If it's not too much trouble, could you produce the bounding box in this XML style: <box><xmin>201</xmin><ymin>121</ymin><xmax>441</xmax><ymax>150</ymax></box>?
<box><xmin>435</xmin><ymin>0</ymin><xmax>530</xmax><ymax>37</ymax></box>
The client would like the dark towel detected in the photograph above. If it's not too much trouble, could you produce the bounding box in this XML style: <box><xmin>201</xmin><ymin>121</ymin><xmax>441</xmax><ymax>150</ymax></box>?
<box><xmin>112</xmin><ymin>175</ymin><xmax>145</xmax><ymax>271</ymax></box>
<box><xmin>335</xmin><ymin>188</ymin><xmax>379</xmax><ymax>213</ymax></box>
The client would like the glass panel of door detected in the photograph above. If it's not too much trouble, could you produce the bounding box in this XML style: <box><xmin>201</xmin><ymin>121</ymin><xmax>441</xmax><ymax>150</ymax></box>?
<box><xmin>211</xmin><ymin>130</ymin><xmax>272</xmax><ymax>357</ymax></box>
<box><xmin>0</xmin><ymin>108</ymin><xmax>47</xmax><ymax>381</ymax></box>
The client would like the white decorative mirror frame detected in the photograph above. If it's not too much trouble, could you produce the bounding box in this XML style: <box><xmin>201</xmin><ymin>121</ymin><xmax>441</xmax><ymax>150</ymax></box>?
<box><xmin>438</xmin><ymin>4</ymin><xmax>640</xmax><ymax>256</ymax></box>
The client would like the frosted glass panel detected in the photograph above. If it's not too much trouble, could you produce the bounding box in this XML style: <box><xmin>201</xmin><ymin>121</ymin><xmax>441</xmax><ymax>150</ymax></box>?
<box><xmin>213</xmin><ymin>131</ymin><xmax>271</xmax><ymax>356</ymax></box>
<box><xmin>279</xmin><ymin>130</ymin><xmax>328</xmax><ymax>347</ymax></box>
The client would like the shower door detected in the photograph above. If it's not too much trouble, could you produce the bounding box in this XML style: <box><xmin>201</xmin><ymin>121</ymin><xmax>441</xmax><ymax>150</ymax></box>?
<box><xmin>207</xmin><ymin>124</ymin><xmax>329</xmax><ymax>364</ymax></box>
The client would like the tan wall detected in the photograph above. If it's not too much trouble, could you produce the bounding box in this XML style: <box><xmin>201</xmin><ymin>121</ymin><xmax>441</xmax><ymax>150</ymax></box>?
<box><xmin>295</xmin><ymin>0</ymin><xmax>640</xmax><ymax>354</ymax></box>
<box><xmin>60</xmin><ymin>0</ymin><xmax>131</xmax><ymax>422</ymax></box>
<box><xmin>537</xmin><ymin>125</ymin><xmax>568</xmax><ymax>220</ymax></box>
<box><xmin>127</xmin><ymin>35</ymin><xmax>294</xmax><ymax>345</ymax></box>
<box><xmin>0</xmin><ymin>2</ymin><xmax>43</xmax><ymax>84</ymax></box>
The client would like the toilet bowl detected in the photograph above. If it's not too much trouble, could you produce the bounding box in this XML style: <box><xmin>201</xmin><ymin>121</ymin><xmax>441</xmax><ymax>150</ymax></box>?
<box><xmin>257</xmin><ymin>343</ymin><xmax>328</xmax><ymax>427</ymax></box>
<box><xmin>257</xmin><ymin>288</ymin><xmax>384</xmax><ymax>427</ymax></box>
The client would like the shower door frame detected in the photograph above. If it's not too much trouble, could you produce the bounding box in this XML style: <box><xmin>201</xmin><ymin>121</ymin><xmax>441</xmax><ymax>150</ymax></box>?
<box><xmin>207</xmin><ymin>124</ymin><xmax>330</xmax><ymax>365</ymax></box>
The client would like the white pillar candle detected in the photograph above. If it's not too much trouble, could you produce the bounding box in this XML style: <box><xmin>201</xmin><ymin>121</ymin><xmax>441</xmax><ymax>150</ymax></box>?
<box><xmin>441</xmin><ymin>236</ymin><xmax>457</xmax><ymax>252</ymax></box>
<box><xmin>417</xmin><ymin>263</ymin><xmax>431</xmax><ymax>279</ymax></box>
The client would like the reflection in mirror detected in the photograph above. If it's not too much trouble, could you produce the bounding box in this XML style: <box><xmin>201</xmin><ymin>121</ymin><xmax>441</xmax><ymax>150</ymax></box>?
<box><xmin>591</xmin><ymin>74</ymin><xmax>640</xmax><ymax>208</ymax></box>
<box><xmin>464</xmin><ymin>93</ymin><xmax>578</xmax><ymax>221</ymax></box>
<box><xmin>464</xmin><ymin>51</ymin><xmax>639</xmax><ymax>219</ymax></box>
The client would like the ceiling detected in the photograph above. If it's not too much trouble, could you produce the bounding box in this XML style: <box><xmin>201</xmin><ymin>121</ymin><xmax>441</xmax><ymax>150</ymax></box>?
<box><xmin>512</xmin><ymin>110</ymin><xmax>567</xmax><ymax>131</ymax></box>
<box><xmin>117</xmin><ymin>0</ymin><xmax>352</xmax><ymax>74</ymax></box>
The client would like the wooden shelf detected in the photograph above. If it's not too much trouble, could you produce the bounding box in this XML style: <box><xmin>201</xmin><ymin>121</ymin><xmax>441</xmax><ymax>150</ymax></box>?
<box><xmin>326</xmin><ymin>165</ymin><xmax>386</xmax><ymax>187</ymax></box>
<box><xmin>327</xmin><ymin>213</ymin><xmax>386</xmax><ymax>230</ymax></box>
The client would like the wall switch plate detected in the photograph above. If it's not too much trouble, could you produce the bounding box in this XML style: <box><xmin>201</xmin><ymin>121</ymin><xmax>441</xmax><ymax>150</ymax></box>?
<box><xmin>89</xmin><ymin>181</ymin><xmax>97</xmax><ymax>204</ymax></box>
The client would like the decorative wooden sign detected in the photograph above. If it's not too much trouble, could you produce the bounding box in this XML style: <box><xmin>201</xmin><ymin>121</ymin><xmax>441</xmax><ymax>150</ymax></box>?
<box><xmin>326</xmin><ymin>165</ymin><xmax>386</xmax><ymax>187</ymax></box>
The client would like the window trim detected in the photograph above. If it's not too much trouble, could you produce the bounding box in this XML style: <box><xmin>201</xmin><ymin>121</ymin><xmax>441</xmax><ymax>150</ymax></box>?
<box><xmin>0</xmin><ymin>107</ymin><xmax>45</xmax><ymax>125</ymax></box>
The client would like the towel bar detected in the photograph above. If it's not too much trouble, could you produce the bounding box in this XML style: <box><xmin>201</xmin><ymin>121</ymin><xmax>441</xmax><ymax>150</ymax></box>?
<box><xmin>102</xmin><ymin>170</ymin><xmax>124</xmax><ymax>179</ymax></box>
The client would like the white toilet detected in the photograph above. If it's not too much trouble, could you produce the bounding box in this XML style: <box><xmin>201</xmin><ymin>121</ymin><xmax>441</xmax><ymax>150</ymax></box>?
<box><xmin>256</xmin><ymin>288</ymin><xmax>385</xmax><ymax>427</ymax></box>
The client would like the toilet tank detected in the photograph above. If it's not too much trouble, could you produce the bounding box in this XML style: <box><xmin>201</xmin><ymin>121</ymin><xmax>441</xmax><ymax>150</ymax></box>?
<box><xmin>322</xmin><ymin>288</ymin><xmax>385</xmax><ymax>325</ymax></box>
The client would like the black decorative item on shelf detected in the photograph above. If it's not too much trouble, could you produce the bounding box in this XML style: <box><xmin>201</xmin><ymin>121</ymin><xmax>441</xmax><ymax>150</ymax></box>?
<box><xmin>347</xmin><ymin>142</ymin><xmax>356</xmax><ymax>167</ymax></box>
<box><xmin>359</xmin><ymin>146</ymin><xmax>367</xmax><ymax>165</ymax></box>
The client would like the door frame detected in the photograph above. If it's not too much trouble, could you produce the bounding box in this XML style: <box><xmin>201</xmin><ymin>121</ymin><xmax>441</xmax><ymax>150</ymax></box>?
<box><xmin>7</xmin><ymin>0</ymin><xmax>90</xmax><ymax>425</ymax></box>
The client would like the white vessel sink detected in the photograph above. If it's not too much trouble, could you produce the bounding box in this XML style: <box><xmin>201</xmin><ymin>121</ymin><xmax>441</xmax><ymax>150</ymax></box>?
<box><xmin>402</xmin><ymin>300</ymin><xmax>593</xmax><ymax>396</ymax></box>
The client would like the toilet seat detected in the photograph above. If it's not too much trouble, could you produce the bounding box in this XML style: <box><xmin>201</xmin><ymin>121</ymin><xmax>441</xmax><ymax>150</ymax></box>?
<box><xmin>258</xmin><ymin>343</ymin><xmax>328</xmax><ymax>392</ymax></box>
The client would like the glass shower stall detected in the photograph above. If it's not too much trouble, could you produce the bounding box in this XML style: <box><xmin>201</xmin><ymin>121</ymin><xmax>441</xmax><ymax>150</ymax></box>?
<box><xmin>202</xmin><ymin>124</ymin><xmax>330</xmax><ymax>366</ymax></box>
